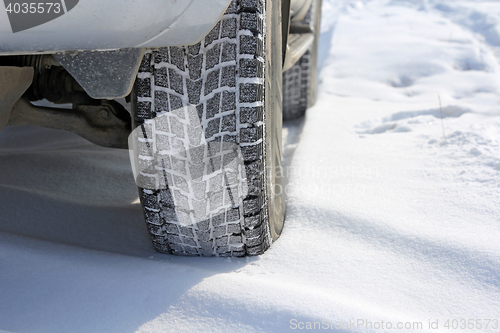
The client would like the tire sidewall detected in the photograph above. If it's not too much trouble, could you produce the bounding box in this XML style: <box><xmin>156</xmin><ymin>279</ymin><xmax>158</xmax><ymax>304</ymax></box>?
<box><xmin>265</xmin><ymin>0</ymin><xmax>285</xmax><ymax>241</ymax></box>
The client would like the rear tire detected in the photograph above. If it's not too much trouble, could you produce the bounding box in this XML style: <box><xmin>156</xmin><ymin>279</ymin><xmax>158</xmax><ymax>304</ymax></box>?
<box><xmin>282</xmin><ymin>0</ymin><xmax>322</xmax><ymax>120</ymax></box>
<box><xmin>131</xmin><ymin>0</ymin><xmax>284</xmax><ymax>256</ymax></box>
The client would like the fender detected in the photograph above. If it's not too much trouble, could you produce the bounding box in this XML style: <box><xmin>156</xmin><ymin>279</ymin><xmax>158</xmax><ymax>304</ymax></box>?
<box><xmin>0</xmin><ymin>0</ymin><xmax>232</xmax><ymax>54</ymax></box>
<box><xmin>0</xmin><ymin>0</ymin><xmax>232</xmax><ymax>99</ymax></box>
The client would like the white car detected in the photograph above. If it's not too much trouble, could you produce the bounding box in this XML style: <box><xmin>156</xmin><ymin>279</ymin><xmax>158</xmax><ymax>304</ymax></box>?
<box><xmin>0</xmin><ymin>0</ymin><xmax>322</xmax><ymax>256</ymax></box>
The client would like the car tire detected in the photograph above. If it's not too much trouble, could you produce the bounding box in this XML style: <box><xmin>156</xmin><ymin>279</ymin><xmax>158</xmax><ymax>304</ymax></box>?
<box><xmin>130</xmin><ymin>0</ymin><xmax>284</xmax><ymax>256</ymax></box>
<box><xmin>282</xmin><ymin>0</ymin><xmax>322</xmax><ymax>121</ymax></box>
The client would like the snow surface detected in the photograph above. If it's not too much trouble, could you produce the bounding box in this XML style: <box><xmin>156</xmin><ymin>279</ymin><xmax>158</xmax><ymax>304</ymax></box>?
<box><xmin>1</xmin><ymin>0</ymin><xmax>500</xmax><ymax>332</ymax></box>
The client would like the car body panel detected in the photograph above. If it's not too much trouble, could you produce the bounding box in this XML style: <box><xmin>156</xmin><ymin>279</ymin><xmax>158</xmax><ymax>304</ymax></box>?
<box><xmin>0</xmin><ymin>0</ymin><xmax>231</xmax><ymax>55</ymax></box>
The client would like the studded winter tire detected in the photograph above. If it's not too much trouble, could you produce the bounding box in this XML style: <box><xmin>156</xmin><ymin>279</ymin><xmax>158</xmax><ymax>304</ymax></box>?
<box><xmin>130</xmin><ymin>0</ymin><xmax>284</xmax><ymax>256</ymax></box>
<box><xmin>282</xmin><ymin>0</ymin><xmax>322</xmax><ymax>120</ymax></box>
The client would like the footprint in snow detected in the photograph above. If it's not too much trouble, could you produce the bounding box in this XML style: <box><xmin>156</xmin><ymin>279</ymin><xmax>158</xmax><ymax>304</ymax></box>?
<box><xmin>356</xmin><ymin>105</ymin><xmax>470</xmax><ymax>135</ymax></box>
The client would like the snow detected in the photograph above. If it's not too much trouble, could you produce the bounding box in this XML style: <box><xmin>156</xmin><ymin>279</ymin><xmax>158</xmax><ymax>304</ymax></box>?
<box><xmin>1</xmin><ymin>0</ymin><xmax>500</xmax><ymax>332</ymax></box>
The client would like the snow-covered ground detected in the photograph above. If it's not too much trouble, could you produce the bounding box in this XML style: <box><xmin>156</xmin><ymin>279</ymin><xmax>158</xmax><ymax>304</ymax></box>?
<box><xmin>1</xmin><ymin>0</ymin><xmax>500</xmax><ymax>332</ymax></box>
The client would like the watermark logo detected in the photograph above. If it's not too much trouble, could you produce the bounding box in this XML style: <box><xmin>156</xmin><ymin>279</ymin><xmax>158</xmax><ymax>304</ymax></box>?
<box><xmin>129</xmin><ymin>107</ymin><xmax>248</xmax><ymax>227</ymax></box>
<box><xmin>3</xmin><ymin>0</ymin><xmax>79</xmax><ymax>33</ymax></box>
